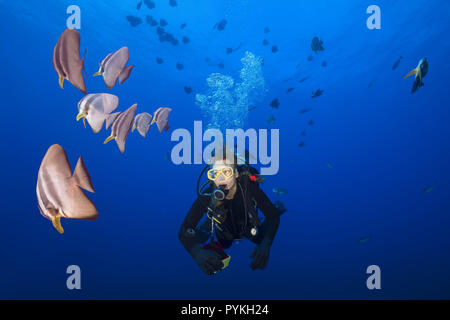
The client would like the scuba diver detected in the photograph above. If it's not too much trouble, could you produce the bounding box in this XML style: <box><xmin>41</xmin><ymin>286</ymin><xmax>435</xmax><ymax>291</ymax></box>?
<box><xmin>178</xmin><ymin>150</ymin><xmax>281</xmax><ymax>275</ymax></box>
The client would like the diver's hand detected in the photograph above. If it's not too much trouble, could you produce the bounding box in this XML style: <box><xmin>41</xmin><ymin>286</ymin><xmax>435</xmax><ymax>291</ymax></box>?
<box><xmin>191</xmin><ymin>246</ymin><xmax>224</xmax><ymax>275</ymax></box>
<box><xmin>250</xmin><ymin>242</ymin><xmax>270</xmax><ymax>270</ymax></box>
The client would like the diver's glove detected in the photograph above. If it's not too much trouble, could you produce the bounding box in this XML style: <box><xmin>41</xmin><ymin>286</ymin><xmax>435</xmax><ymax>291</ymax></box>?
<box><xmin>250</xmin><ymin>240</ymin><xmax>271</xmax><ymax>270</ymax></box>
<box><xmin>191</xmin><ymin>245</ymin><xmax>224</xmax><ymax>275</ymax></box>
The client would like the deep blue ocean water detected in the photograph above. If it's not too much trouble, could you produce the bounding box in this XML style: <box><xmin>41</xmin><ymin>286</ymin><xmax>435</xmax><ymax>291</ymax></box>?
<box><xmin>1</xmin><ymin>0</ymin><xmax>450</xmax><ymax>299</ymax></box>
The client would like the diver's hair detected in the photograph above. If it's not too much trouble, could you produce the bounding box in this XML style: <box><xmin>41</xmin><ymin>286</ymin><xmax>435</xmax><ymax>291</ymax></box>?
<box><xmin>209</xmin><ymin>145</ymin><xmax>238</xmax><ymax>168</ymax></box>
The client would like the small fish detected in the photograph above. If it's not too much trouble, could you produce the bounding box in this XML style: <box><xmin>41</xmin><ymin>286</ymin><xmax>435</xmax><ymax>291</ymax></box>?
<box><xmin>311</xmin><ymin>36</ymin><xmax>324</xmax><ymax>53</ymax></box>
<box><xmin>93</xmin><ymin>47</ymin><xmax>134</xmax><ymax>89</ymax></box>
<box><xmin>262</xmin><ymin>39</ymin><xmax>269</xmax><ymax>46</ymax></box>
<box><xmin>151</xmin><ymin>107</ymin><xmax>172</xmax><ymax>133</ymax></box>
<box><xmin>248</xmin><ymin>105</ymin><xmax>256</xmax><ymax>111</ymax></box>
<box><xmin>308</xmin><ymin>119</ymin><xmax>314</xmax><ymax>125</ymax></box>
<box><xmin>214</xmin><ymin>19</ymin><xmax>227</xmax><ymax>31</ymax></box>
<box><xmin>392</xmin><ymin>56</ymin><xmax>403</xmax><ymax>70</ymax></box>
<box><xmin>126</xmin><ymin>15</ymin><xmax>142</xmax><ymax>27</ymax></box>
<box><xmin>403</xmin><ymin>58</ymin><xmax>428</xmax><ymax>93</ymax></box>
<box><xmin>226</xmin><ymin>47</ymin><xmax>233</xmax><ymax>54</ymax></box>
<box><xmin>300</xmin><ymin>108</ymin><xmax>312</xmax><ymax>114</ymax></box>
<box><xmin>272</xmin><ymin>188</ymin><xmax>288</xmax><ymax>196</ymax></box>
<box><xmin>264</xmin><ymin>27</ymin><xmax>270</xmax><ymax>34</ymax></box>
<box><xmin>266</xmin><ymin>115</ymin><xmax>275</xmax><ymax>124</ymax></box>
<box><xmin>77</xmin><ymin>93</ymin><xmax>119</xmax><ymax>133</ymax></box>
<box><xmin>36</xmin><ymin>144</ymin><xmax>97</xmax><ymax>234</ymax></box>
<box><xmin>423</xmin><ymin>184</ymin><xmax>436</xmax><ymax>194</ymax></box>
<box><xmin>156</xmin><ymin>57</ymin><xmax>164</xmax><ymax>64</ymax></box>
<box><xmin>176</xmin><ymin>62</ymin><xmax>184</xmax><ymax>70</ymax></box>
<box><xmin>143</xmin><ymin>0</ymin><xmax>155</xmax><ymax>9</ymax></box>
<box><xmin>146</xmin><ymin>15</ymin><xmax>157</xmax><ymax>26</ymax></box>
<box><xmin>132</xmin><ymin>112</ymin><xmax>152</xmax><ymax>138</ymax></box>
<box><xmin>321</xmin><ymin>60</ymin><xmax>327</xmax><ymax>67</ymax></box>
<box><xmin>270</xmin><ymin>98</ymin><xmax>280</xmax><ymax>109</ymax></box>
<box><xmin>274</xmin><ymin>200</ymin><xmax>287</xmax><ymax>215</ymax></box>
<box><xmin>104</xmin><ymin>104</ymin><xmax>138</xmax><ymax>153</ymax></box>
<box><xmin>311</xmin><ymin>89</ymin><xmax>323</xmax><ymax>98</ymax></box>
<box><xmin>180</xmin><ymin>23</ymin><xmax>187</xmax><ymax>29</ymax></box>
<box><xmin>182</xmin><ymin>36</ymin><xmax>190</xmax><ymax>44</ymax></box>
<box><xmin>327</xmin><ymin>161</ymin><xmax>334</xmax><ymax>169</ymax></box>
<box><xmin>184</xmin><ymin>86</ymin><xmax>192</xmax><ymax>94</ymax></box>
<box><xmin>217</xmin><ymin>62</ymin><xmax>224</xmax><ymax>69</ymax></box>
<box><xmin>137</xmin><ymin>1</ymin><xmax>142</xmax><ymax>10</ymax></box>
<box><xmin>169</xmin><ymin>0</ymin><xmax>177</xmax><ymax>7</ymax></box>
<box><xmin>271</xmin><ymin>45</ymin><xmax>278</xmax><ymax>53</ymax></box>
<box><xmin>307</xmin><ymin>55</ymin><xmax>313</xmax><ymax>61</ymax></box>
<box><xmin>358</xmin><ymin>236</ymin><xmax>370</xmax><ymax>244</ymax></box>
<box><xmin>160</xmin><ymin>19</ymin><xmax>168</xmax><ymax>27</ymax></box>
<box><xmin>298</xmin><ymin>76</ymin><xmax>309</xmax><ymax>83</ymax></box>
<box><xmin>300</xmin><ymin>131</ymin><xmax>306</xmax><ymax>136</ymax></box>
<box><xmin>368</xmin><ymin>78</ymin><xmax>378</xmax><ymax>88</ymax></box>
<box><xmin>298</xmin><ymin>141</ymin><xmax>305</xmax><ymax>147</ymax></box>
<box><xmin>286</xmin><ymin>88</ymin><xmax>294</xmax><ymax>94</ymax></box>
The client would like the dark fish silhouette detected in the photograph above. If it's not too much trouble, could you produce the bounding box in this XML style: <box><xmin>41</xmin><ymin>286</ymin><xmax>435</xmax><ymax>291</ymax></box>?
<box><xmin>298</xmin><ymin>76</ymin><xmax>309</xmax><ymax>83</ymax></box>
<box><xmin>176</xmin><ymin>62</ymin><xmax>184</xmax><ymax>70</ymax></box>
<box><xmin>151</xmin><ymin>107</ymin><xmax>172</xmax><ymax>133</ymax></box>
<box><xmin>311</xmin><ymin>89</ymin><xmax>323</xmax><ymax>98</ymax></box>
<box><xmin>286</xmin><ymin>88</ymin><xmax>294</xmax><ymax>93</ymax></box>
<box><xmin>270</xmin><ymin>98</ymin><xmax>280</xmax><ymax>109</ymax></box>
<box><xmin>137</xmin><ymin>1</ymin><xmax>142</xmax><ymax>10</ymax></box>
<box><xmin>226</xmin><ymin>47</ymin><xmax>233</xmax><ymax>54</ymax></box>
<box><xmin>266</xmin><ymin>115</ymin><xmax>275</xmax><ymax>124</ymax></box>
<box><xmin>214</xmin><ymin>19</ymin><xmax>227</xmax><ymax>31</ymax></box>
<box><xmin>311</xmin><ymin>36</ymin><xmax>324</xmax><ymax>53</ymax></box>
<box><xmin>156</xmin><ymin>57</ymin><xmax>164</xmax><ymax>64</ymax></box>
<box><xmin>132</xmin><ymin>112</ymin><xmax>152</xmax><ymax>138</ymax></box>
<box><xmin>262</xmin><ymin>39</ymin><xmax>269</xmax><ymax>46</ymax></box>
<box><xmin>392</xmin><ymin>56</ymin><xmax>403</xmax><ymax>70</ymax></box>
<box><xmin>321</xmin><ymin>61</ymin><xmax>327</xmax><ymax>67</ymax></box>
<box><xmin>218</xmin><ymin>62</ymin><xmax>224</xmax><ymax>69</ymax></box>
<box><xmin>160</xmin><ymin>19</ymin><xmax>168</xmax><ymax>27</ymax></box>
<box><xmin>93</xmin><ymin>47</ymin><xmax>134</xmax><ymax>89</ymax></box>
<box><xmin>180</xmin><ymin>23</ymin><xmax>187</xmax><ymax>29</ymax></box>
<box><xmin>182</xmin><ymin>36</ymin><xmax>190</xmax><ymax>44</ymax></box>
<box><xmin>184</xmin><ymin>86</ymin><xmax>192</xmax><ymax>94</ymax></box>
<box><xmin>52</xmin><ymin>28</ymin><xmax>87</xmax><ymax>94</ymax></box>
<box><xmin>300</xmin><ymin>131</ymin><xmax>306</xmax><ymax>136</ymax></box>
<box><xmin>248</xmin><ymin>105</ymin><xmax>256</xmax><ymax>111</ymax></box>
<box><xmin>368</xmin><ymin>78</ymin><xmax>378</xmax><ymax>88</ymax></box>
<box><xmin>104</xmin><ymin>104</ymin><xmax>138</xmax><ymax>153</ymax></box>
<box><xmin>274</xmin><ymin>200</ymin><xmax>287</xmax><ymax>215</ymax></box>
<box><xmin>143</xmin><ymin>0</ymin><xmax>155</xmax><ymax>9</ymax></box>
<box><xmin>169</xmin><ymin>0</ymin><xmax>177</xmax><ymax>6</ymax></box>
<box><xmin>403</xmin><ymin>58</ymin><xmax>428</xmax><ymax>93</ymax></box>
<box><xmin>36</xmin><ymin>144</ymin><xmax>97</xmax><ymax>234</ymax></box>
<box><xmin>298</xmin><ymin>141</ymin><xmax>305</xmax><ymax>147</ymax></box>
<box><xmin>76</xmin><ymin>93</ymin><xmax>119</xmax><ymax>133</ymax></box>
<box><xmin>146</xmin><ymin>15</ymin><xmax>158</xmax><ymax>26</ymax></box>
<box><xmin>271</xmin><ymin>45</ymin><xmax>278</xmax><ymax>53</ymax></box>
<box><xmin>307</xmin><ymin>54</ymin><xmax>313</xmax><ymax>61</ymax></box>
<box><xmin>300</xmin><ymin>108</ymin><xmax>312</xmax><ymax>114</ymax></box>
<box><xmin>126</xmin><ymin>15</ymin><xmax>142</xmax><ymax>27</ymax></box>
<box><xmin>308</xmin><ymin>119</ymin><xmax>315</xmax><ymax>125</ymax></box>
<box><xmin>264</xmin><ymin>27</ymin><xmax>270</xmax><ymax>34</ymax></box>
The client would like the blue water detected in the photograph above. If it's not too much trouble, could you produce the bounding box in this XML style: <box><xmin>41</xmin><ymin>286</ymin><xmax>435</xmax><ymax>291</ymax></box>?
<box><xmin>1</xmin><ymin>0</ymin><xmax>450</xmax><ymax>299</ymax></box>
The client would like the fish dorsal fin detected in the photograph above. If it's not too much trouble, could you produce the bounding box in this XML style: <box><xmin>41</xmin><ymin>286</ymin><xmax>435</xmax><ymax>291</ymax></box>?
<box><xmin>403</xmin><ymin>67</ymin><xmax>418</xmax><ymax>80</ymax></box>
<box><xmin>72</xmin><ymin>156</ymin><xmax>95</xmax><ymax>193</ymax></box>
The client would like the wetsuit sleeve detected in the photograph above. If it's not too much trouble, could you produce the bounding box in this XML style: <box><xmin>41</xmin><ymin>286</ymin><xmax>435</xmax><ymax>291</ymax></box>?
<box><xmin>178</xmin><ymin>195</ymin><xmax>209</xmax><ymax>254</ymax></box>
<box><xmin>249</xmin><ymin>182</ymin><xmax>280</xmax><ymax>247</ymax></box>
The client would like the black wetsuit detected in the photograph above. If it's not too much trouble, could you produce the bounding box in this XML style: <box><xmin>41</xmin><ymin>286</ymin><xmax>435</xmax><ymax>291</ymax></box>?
<box><xmin>179</xmin><ymin>175</ymin><xmax>280</xmax><ymax>253</ymax></box>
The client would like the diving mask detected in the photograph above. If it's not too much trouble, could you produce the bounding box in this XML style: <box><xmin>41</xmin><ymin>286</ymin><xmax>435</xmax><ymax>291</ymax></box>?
<box><xmin>207</xmin><ymin>166</ymin><xmax>235</xmax><ymax>181</ymax></box>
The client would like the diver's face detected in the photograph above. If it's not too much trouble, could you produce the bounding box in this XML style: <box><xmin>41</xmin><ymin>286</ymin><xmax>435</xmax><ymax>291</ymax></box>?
<box><xmin>212</xmin><ymin>160</ymin><xmax>238</xmax><ymax>190</ymax></box>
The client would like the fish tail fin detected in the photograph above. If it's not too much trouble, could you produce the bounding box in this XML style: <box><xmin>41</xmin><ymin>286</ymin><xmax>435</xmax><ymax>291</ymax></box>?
<box><xmin>403</xmin><ymin>67</ymin><xmax>418</xmax><ymax>80</ymax></box>
<box><xmin>51</xmin><ymin>216</ymin><xmax>64</xmax><ymax>234</ymax></box>
<box><xmin>72</xmin><ymin>156</ymin><xmax>95</xmax><ymax>193</ymax></box>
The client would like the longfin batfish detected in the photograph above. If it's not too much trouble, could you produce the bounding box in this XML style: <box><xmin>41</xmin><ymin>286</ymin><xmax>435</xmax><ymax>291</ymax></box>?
<box><xmin>77</xmin><ymin>93</ymin><xmax>119</xmax><ymax>133</ymax></box>
<box><xmin>93</xmin><ymin>47</ymin><xmax>133</xmax><ymax>89</ymax></box>
<box><xmin>150</xmin><ymin>107</ymin><xmax>172</xmax><ymax>133</ymax></box>
<box><xmin>36</xmin><ymin>144</ymin><xmax>97</xmax><ymax>234</ymax></box>
<box><xmin>403</xmin><ymin>58</ymin><xmax>428</xmax><ymax>93</ymax></box>
<box><xmin>104</xmin><ymin>104</ymin><xmax>138</xmax><ymax>153</ymax></box>
<box><xmin>132</xmin><ymin>112</ymin><xmax>152</xmax><ymax>138</ymax></box>
<box><xmin>52</xmin><ymin>29</ymin><xmax>87</xmax><ymax>94</ymax></box>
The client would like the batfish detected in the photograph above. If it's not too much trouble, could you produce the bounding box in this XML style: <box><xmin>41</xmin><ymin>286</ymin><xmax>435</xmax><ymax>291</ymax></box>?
<box><xmin>93</xmin><ymin>47</ymin><xmax>134</xmax><ymax>89</ymax></box>
<box><xmin>150</xmin><ymin>107</ymin><xmax>171</xmax><ymax>133</ymax></box>
<box><xmin>77</xmin><ymin>93</ymin><xmax>119</xmax><ymax>133</ymax></box>
<box><xmin>36</xmin><ymin>144</ymin><xmax>97</xmax><ymax>234</ymax></box>
<box><xmin>52</xmin><ymin>29</ymin><xmax>87</xmax><ymax>94</ymax></box>
<box><xmin>104</xmin><ymin>104</ymin><xmax>138</xmax><ymax>153</ymax></box>
<box><xmin>132</xmin><ymin>112</ymin><xmax>152</xmax><ymax>138</ymax></box>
